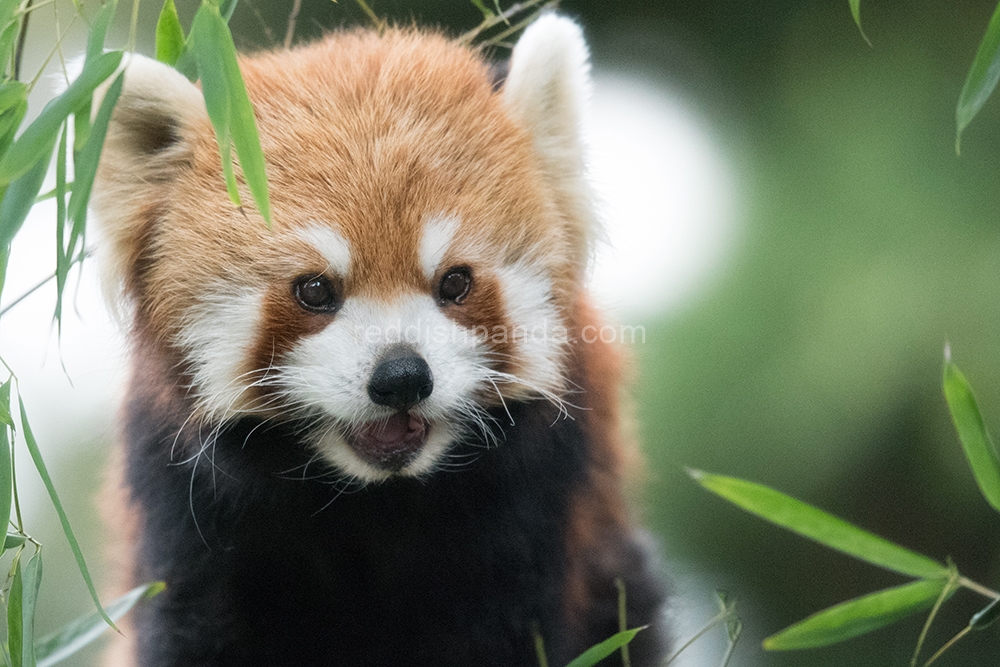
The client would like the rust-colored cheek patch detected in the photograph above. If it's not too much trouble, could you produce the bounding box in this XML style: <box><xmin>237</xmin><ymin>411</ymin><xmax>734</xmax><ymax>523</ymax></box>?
<box><xmin>247</xmin><ymin>282</ymin><xmax>336</xmax><ymax>401</ymax></box>
<box><xmin>439</xmin><ymin>272</ymin><xmax>513</xmax><ymax>375</ymax></box>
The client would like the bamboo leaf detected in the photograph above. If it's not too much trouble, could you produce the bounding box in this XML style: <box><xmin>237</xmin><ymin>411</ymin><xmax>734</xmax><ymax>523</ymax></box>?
<box><xmin>944</xmin><ymin>360</ymin><xmax>1000</xmax><ymax>511</ymax></box>
<box><xmin>943</xmin><ymin>360</ymin><xmax>1000</xmax><ymax>513</ymax></box>
<box><xmin>956</xmin><ymin>0</ymin><xmax>1000</xmax><ymax>154</ymax></box>
<box><xmin>564</xmin><ymin>627</ymin><xmax>645</xmax><ymax>667</ymax></box>
<box><xmin>170</xmin><ymin>0</ymin><xmax>238</xmax><ymax>81</ymax></box>
<box><xmin>75</xmin><ymin>0</ymin><xmax>118</xmax><ymax>150</ymax></box>
<box><xmin>763</xmin><ymin>578</ymin><xmax>951</xmax><ymax>650</ymax></box>
<box><xmin>8</xmin><ymin>553</ymin><xmax>41</xmax><ymax>667</ymax></box>
<box><xmin>847</xmin><ymin>0</ymin><xmax>871</xmax><ymax>46</ymax></box>
<box><xmin>0</xmin><ymin>238</ymin><xmax>7</xmax><ymax>302</ymax></box>
<box><xmin>20</xmin><ymin>553</ymin><xmax>41</xmax><ymax>667</ymax></box>
<box><xmin>0</xmin><ymin>141</ymin><xmax>56</xmax><ymax>250</ymax></box>
<box><xmin>66</xmin><ymin>72</ymin><xmax>123</xmax><ymax>253</ymax></box>
<box><xmin>0</xmin><ymin>80</ymin><xmax>26</xmax><ymax>113</ymax></box>
<box><xmin>3</xmin><ymin>533</ymin><xmax>24</xmax><ymax>550</ymax></box>
<box><xmin>0</xmin><ymin>0</ymin><xmax>18</xmax><ymax>30</ymax></box>
<box><xmin>470</xmin><ymin>0</ymin><xmax>495</xmax><ymax>19</ymax></box>
<box><xmin>17</xmin><ymin>399</ymin><xmax>117</xmax><ymax>631</ymax></box>
<box><xmin>9</xmin><ymin>557</ymin><xmax>24</xmax><ymax>667</ymax></box>
<box><xmin>219</xmin><ymin>19</ymin><xmax>270</xmax><ymax>224</ymax></box>
<box><xmin>85</xmin><ymin>0</ymin><xmax>118</xmax><ymax>62</ymax></box>
<box><xmin>0</xmin><ymin>378</ymin><xmax>12</xmax><ymax>426</ymax></box>
<box><xmin>0</xmin><ymin>51</ymin><xmax>122</xmax><ymax>185</ymax></box>
<box><xmin>190</xmin><ymin>0</ymin><xmax>271</xmax><ymax>223</ymax></box>
<box><xmin>54</xmin><ymin>125</ymin><xmax>69</xmax><ymax>327</ymax></box>
<box><xmin>848</xmin><ymin>0</ymin><xmax>861</xmax><ymax>26</ymax></box>
<box><xmin>35</xmin><ymin>582</ymin><xmax>164</xmax><ymax>667</ymax></box>
<box><xmin>0</xmin><ymin>19</ymin><xmax>20</xmax><ymax>78</ymax></box>
<box><xmin>0</xmin><ymin>0</ymin><xmax>20</xmax><ymax>75</ymax></box>
<box><xmin>220</xmin><ymin>0</ymin><xmax>238</xmax><ymax>21</ymax></box>
<box><xmin>155</xmin><ymin>0</ymin><xmax>186</xmax><ymax>66</ymax></box>
<box><xmin>0</xmin><ymin>98</ymin><xmax>27</xmax><ymax>152</ymax></box>
<box><xmin>689</xmin><ymin>470</ymin><xmax>947</xmax><ymax>579</ymax></box>
<box><xmin>0</xmin><ymin>411</ymin><xmax>11</xmax><ymax>559</ymax></box>
<box><xmin>190</xmin><ymin>3</ymin><xmax>237</xmax><ymax>206</ymax></box>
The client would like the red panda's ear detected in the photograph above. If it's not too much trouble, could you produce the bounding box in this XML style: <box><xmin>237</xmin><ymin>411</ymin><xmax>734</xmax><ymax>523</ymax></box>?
<box><xmin>93</xmin><ymin>55</ymin><xmax>208</xmax><ymax>309</ymax></box>
<box><xmin>503</xmin><ymin>14</ymin><xmax>597</xmax><ymax>271</ymax></box>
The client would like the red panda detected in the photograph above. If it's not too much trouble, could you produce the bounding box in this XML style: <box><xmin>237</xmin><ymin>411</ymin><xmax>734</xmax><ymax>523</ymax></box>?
<box><xmin>92</xmin><ymin>14</ymin><xmax>668</xmax><ymax>667</ymax></box>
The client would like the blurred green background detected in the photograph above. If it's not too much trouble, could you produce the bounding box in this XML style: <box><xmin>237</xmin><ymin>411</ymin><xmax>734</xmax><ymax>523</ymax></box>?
<box><xmin>8</xmin><ymin>0</ymin><xmax>1000</xmax><ymax>665</ymax></box>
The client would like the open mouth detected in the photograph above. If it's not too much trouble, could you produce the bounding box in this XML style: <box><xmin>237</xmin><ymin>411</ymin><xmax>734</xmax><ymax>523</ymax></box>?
<box><xmin>343</xmin><ymin>412</ymin><xmax>430</xmax><ymax>472</ymax></box>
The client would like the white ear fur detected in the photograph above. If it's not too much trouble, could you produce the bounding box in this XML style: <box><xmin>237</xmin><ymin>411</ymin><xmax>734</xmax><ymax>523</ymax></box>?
<box><xmin>504</xmin><ymin>15</ymin><xmax>596</xmax><ymax>267</ymax></box>
<box><xmin>99</xmin><ymin>53</ymin><xmax>208</xmax><ymax>143</ymax></box>
<box><xmin>91</xmin><ymin>54</ymin><xmax>208</xmax><ymax>310</ymax></box>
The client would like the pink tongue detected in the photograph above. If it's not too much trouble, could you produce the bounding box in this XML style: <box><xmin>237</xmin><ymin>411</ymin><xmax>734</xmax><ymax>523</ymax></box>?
<box><xmin>363</xmin><ymin>413</ymin><xmax>410</xmax><ymax>443</ymax></box>
<box><xmin>348</xmin><ymin>413</ymin><xmax>428</xmax><ymax>469</ymax></box>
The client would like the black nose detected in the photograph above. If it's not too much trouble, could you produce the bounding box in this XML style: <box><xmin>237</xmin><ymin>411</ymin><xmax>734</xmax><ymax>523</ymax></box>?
<box><xmin>367</xmin><ymin>347</ymin><xmax>434</xmax><ymax>410</ymax></box>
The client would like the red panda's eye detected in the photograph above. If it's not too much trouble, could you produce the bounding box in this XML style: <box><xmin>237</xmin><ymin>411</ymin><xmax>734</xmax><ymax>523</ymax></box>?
<box><xmin>293</xmin><ymin>275</ymin><xmax>340</xmax><ymax>313</ymax></box>
<box><xmin>438</xmin><ymin>267</ymin><xmax>472</xmax><ymax>304</ymax></box>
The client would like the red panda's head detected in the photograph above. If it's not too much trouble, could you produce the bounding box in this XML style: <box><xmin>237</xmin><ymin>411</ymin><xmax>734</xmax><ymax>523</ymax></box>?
<box><xmin>93</xmin><ymin>16</ymin><xmax>598</xmax><ymax>482</ymax></box>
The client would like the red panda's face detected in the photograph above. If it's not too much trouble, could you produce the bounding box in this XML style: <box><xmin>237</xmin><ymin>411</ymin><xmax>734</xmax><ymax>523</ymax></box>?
<box><xmin>94</xmin><ymin>19</ymin><xmax>595</xmax><ymax>482</ymax></box>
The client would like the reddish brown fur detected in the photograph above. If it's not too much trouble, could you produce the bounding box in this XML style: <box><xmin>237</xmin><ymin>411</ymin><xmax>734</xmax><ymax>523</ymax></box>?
<box><xmin>95</xmin><ymin>25</ymin><xmax>663</xmax><ymax>664</ymax></box>
<box><xmin>561</xmin><ymin>295</ymin><xmax>638</xmax><ymax>625</ymax></box>
<box><xmin>97</xmin><ymin>29</ymin><xmax>579</xmax><ymax>414</ymax></box>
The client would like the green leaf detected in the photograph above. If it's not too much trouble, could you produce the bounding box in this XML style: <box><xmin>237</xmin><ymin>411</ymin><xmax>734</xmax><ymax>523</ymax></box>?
<box><xmin>0</xmin><ymin>422</ymin><xmax>11</xmax><ymax>558</ymax></box>
<box><xmin>689</xmin><ymin>470</ymin><xmax>947</xmax><ymax>579</ymax></box>
<box><xmin>59</xmin><ymin>73</ymin><xmax>124</xmax><ymax>308</ymax></box>
<box><xmin>470</xmin><ymin>0</ymin><xmax>495</xmax><ymax>19</ymax></box>
<box><xmin>847</xmin><ymin>0</ymin><xmax>871</xmax><ymax>46</ymax></box>
<box><xmin>848</xmin><ymin>0</ymin><xmax>861</xmax><ymax>25</ymax></box>
<box><xmin>943</xmin><ymin>360</ymin><xmax>1000</xmax><ymax>513</ymax></box>
<box><xmin>17</xmin><ymin>399</ymin><xmax>117</xmax><ymax>632</ymax></box>
<box><xmin>0</xmin><ymin>99</ymin><xmax>28</xmax><ymax>151</ymax></box>
<box><xmin>35</xmin><ymin>582</ymin><xmax>164</xmax><ymax>667</ymax></box>
<box><xmin>763</xmin><ymin>578</ymin><xmax>952</xmax><ymax>650</ymax></box>
<box><xmin>0</xmin><ymin>379</ymin><xmax>12</xmax><ymax>426</ymax></box>
<box><xmin>54</xmin><ymin>124</ymin><xmax>69</xmax><ymax>327</ymax></box>
<box><xmin>86</xmin><ymin>0</ymin><xmax>118</xmax><ymax>62</ymax></box>
<box><xmin>3</xmin><ymin>533</ymin><xmax>24</xmax><ymax>551</ymax></box>
<box><xmin>9</xmin><ymin>557</ymin><xmax>25</xmax><ymax>666</ymax></box>
<box><xmin>190</xmin><ymin>0</ymin><xmax>271</xmax><ymax>224</ymax></box>
<box><xmin>8</xmin><ymin>552</ymin><xmax>42</xmax><ymax>667</ymax></box>
<box><xmin>220</xmin><ymin>0</ymin><xmax>239</xmax><ymax>21</ymax></box>
<box><xmin>222</xmin><ymin>51</ymin><xmax>271</xmax><ymax>225</ymax></box>
<box><xmin>21</xmin><ymin>553</ymin><xmax>41</xmax><ymax>667</ymax></box>
<box><xmin>190</xmin><ymin>3</ymin><xmax>237</xmax><ymax>205</ymax></box>
<box><xmin>0</xmin><ymin>51</ymin><xmax>122</xmax><ymax>185</ymax></box>
<box><xmin>0</xmin><ymin>141</ymin><xmax>56</xmax><ymax>250</ymax></box>
<box><xmin>0</xmin><ymin>237</ymin><xmax>7</xmax><ymax>302</ymax></box>
<box><xmin>0</xmin><ymin>81</ymin><xmax>26</xmax><ymax>114</ymax></box>
<box><xmin>564</xmin><ymin>627</ymin><xmax>645</xmax><ymax>667</ymax></box>
<box><xmin>156</xmin><ymin>0</ymin><xmax>186</xmax><ymax>66</ymax></box>
<box><xmin>0</xmin><ymin>0</ymin><xmax>18</xmax><ymax>30</ymax></box>
<box><xmin>0</xmin><ymin>0</ymin><xmax>20</xmax><ymax>75</ymax></box>
<box><xmin>74</xmin><ymin>0</ymin><xmax>118</xmax><ymax>151</ymax></box>
<box><xmin>956</xmin><ymin>0</ymin><xmax>1000</xmax><ymax>154</ymax></box>
<box><xmin>66</xmin><ymin>72</ymin><xmax>124</xmax><ymax>255</ymax></box>
<box><xmin>0</xmin><ymin>19</ymin><xmax>21</xmax><ymax>77</ymax></box>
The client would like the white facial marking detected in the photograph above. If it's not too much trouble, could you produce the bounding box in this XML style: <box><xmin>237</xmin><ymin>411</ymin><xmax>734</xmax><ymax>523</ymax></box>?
<box><xmin>269</xmin><ymin>258</ymin><xmax>568</xmax><ymax>484</ymax></box>
<box><xmin>419</xmin><ymin>216</ymin><xmax>460</xmax><ymax>281</ymax></box>
<box><xmin>296</xmin><ymin>223</ymin><xmax>351</xmax><ymax>275</ymax></box>
<box><xmin>281</xmin><ymin>294</ymin><xmax>488</xmax><ymax>481</ymax></box>
<box><xmin>176</xmin><ymin>284</ymin><xmax>264</xmax><ymax>420</ymax></box>
<box><xmin>495</xmin><ymin>262</ymin><xmax>565</xmax><ymax>396</ymax></box>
